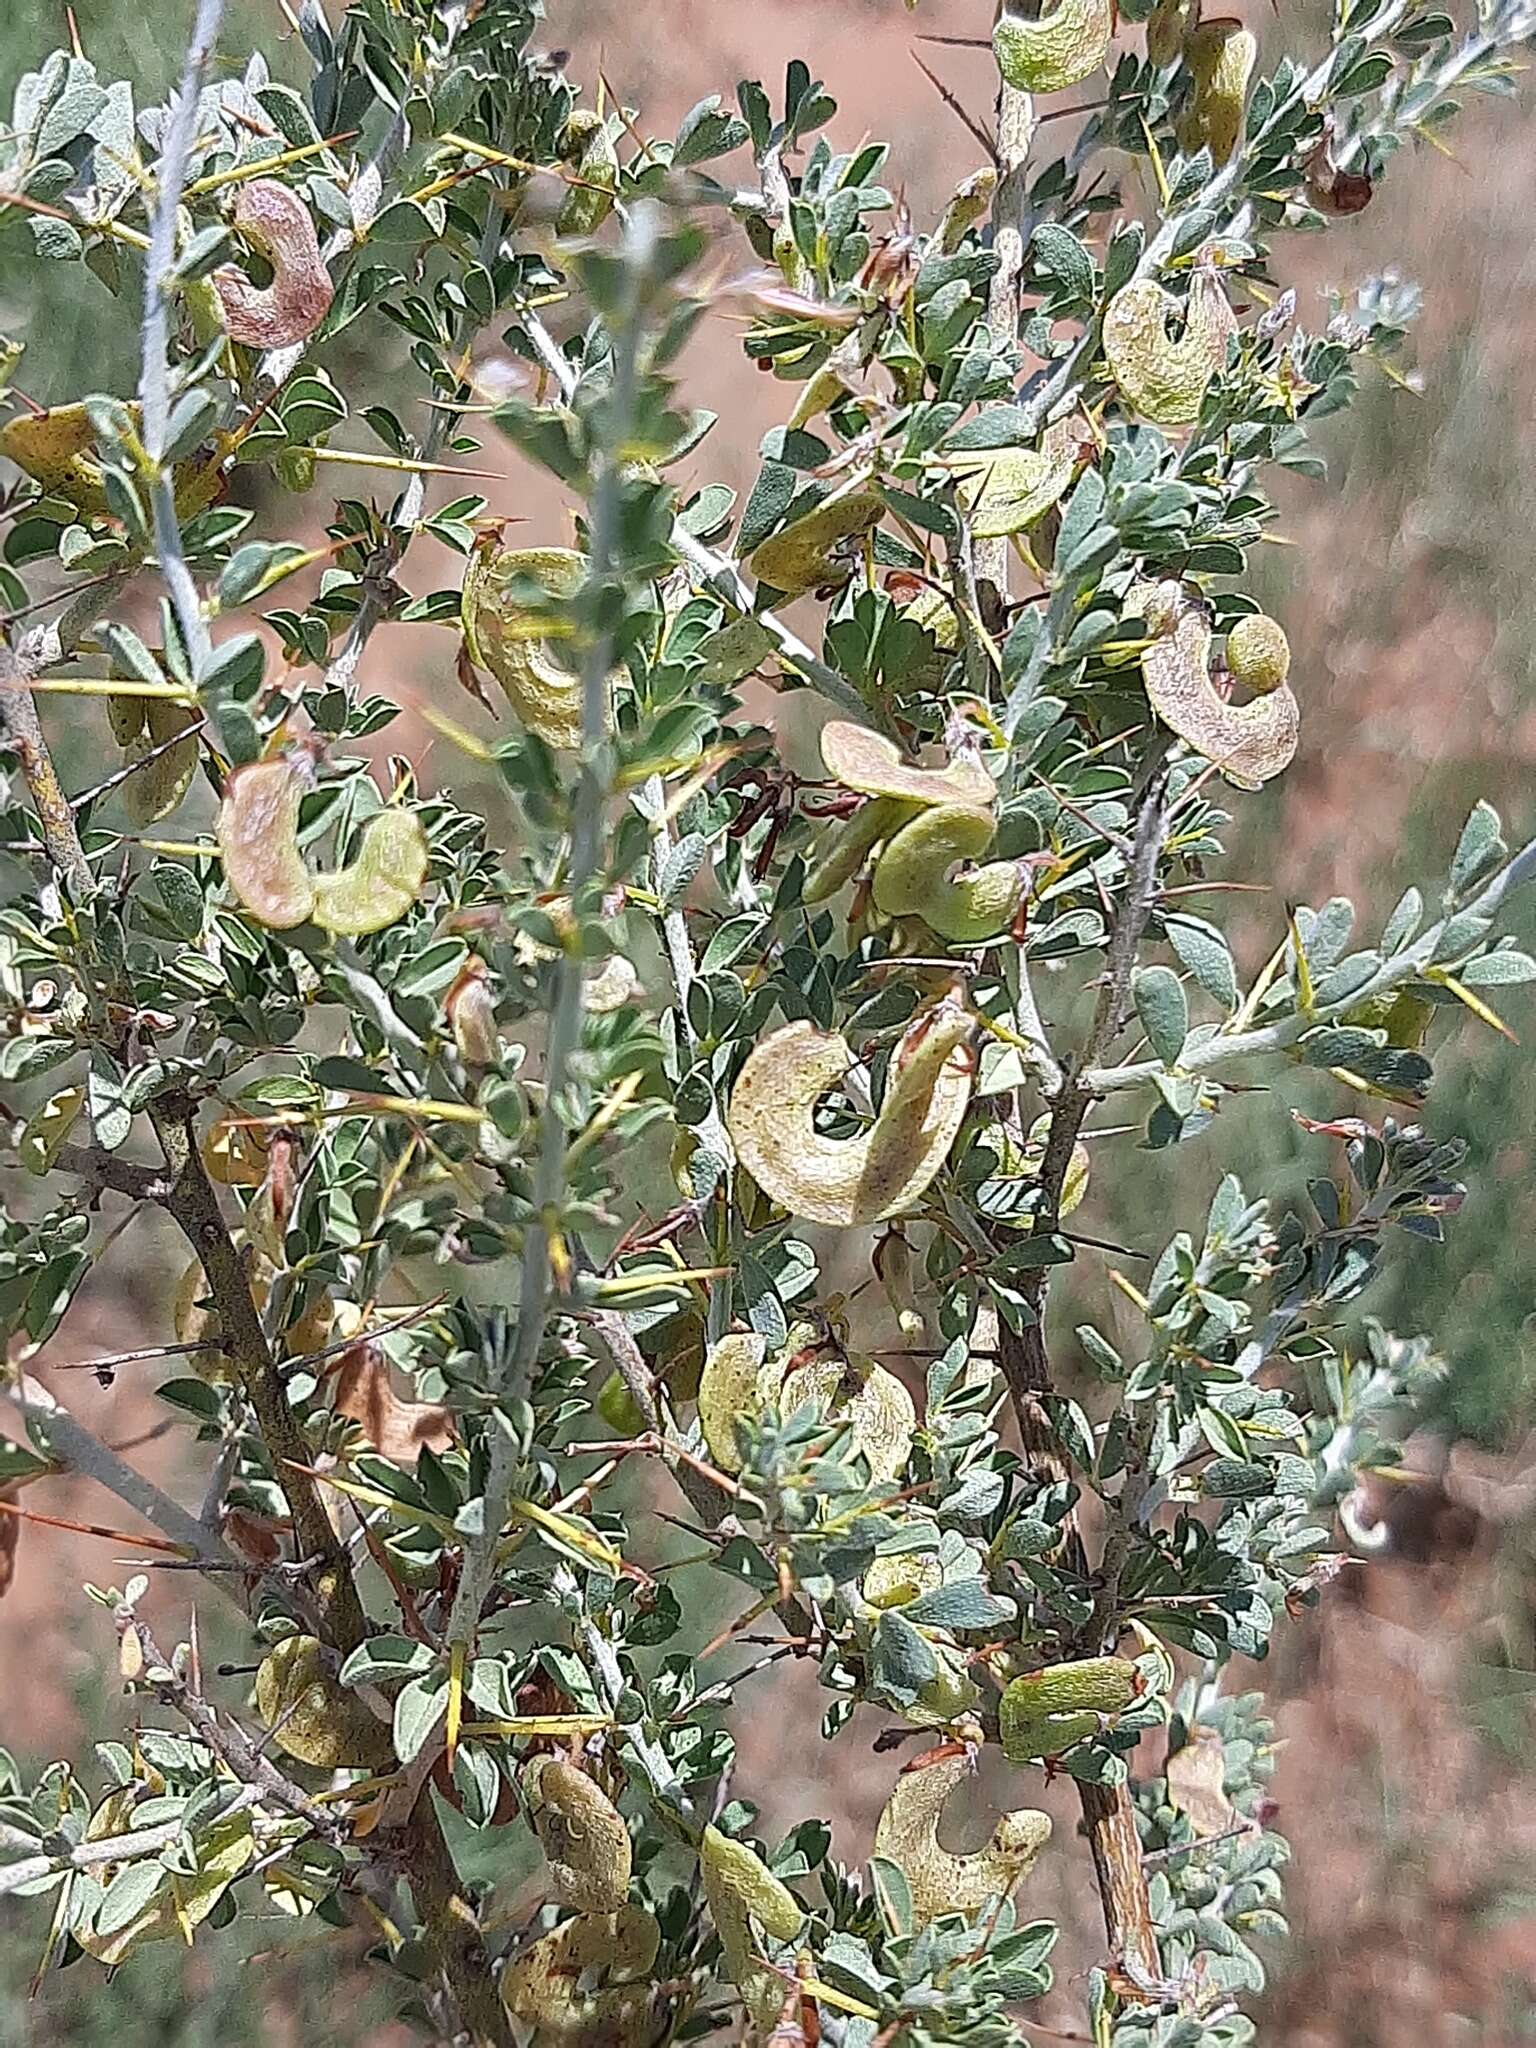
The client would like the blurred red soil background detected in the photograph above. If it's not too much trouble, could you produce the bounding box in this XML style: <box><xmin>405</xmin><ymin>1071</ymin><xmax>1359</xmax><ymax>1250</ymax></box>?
<box><xmin>3</xmin><ymin>1</ymin><xmax>1536</xmax><ymax>2042</ymax></box>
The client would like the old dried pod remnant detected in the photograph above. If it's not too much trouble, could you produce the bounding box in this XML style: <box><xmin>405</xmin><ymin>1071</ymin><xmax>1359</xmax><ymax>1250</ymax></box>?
<box><xmin>1177</xmin><ymin>21</ymin><xmax>1258</xmax><ymax>161</ymax></box>
<box><xmin>213</xmin><ymin>180</ymin><xmax>333</xmax><ymax>348</ymax></box>
<box><xmin>461</xmin><ymin>543</ymin><xmax>613</xmax><ymax>749</ymax></box>
<box><xmin>746</xmin><ymin>487</ymin><xmax>884</xmax><ymax>597</ymax></box>
<box><xmin>1132</xmin><ymin>579</ymin><xmax>1299</xmax><ymax>787</ymax></box>
<box><xmin>1101</xmin><ymin>252</ymin><xmax>1237</xmax><ymax>426</ymax></box>
<box><xmin>254</xmin><ymin>1634</ymin><xmax>393</xmax><ymax>1771</ymax></box>
<box><xmin>726</xmin><ymin>995</ymin><xmax>975</xmax><ymax>1227</ymax></box>
<box><xmin>216</xmin><ymin>757</ymin><xmax>428</xmax><ymax>934</ymax></box>
<box><xmin>501</xmin><ymin>1903</ymin><xmax>664</xmax><ymax>2048</ymax></box>
<box><xmin>993</xmin><ymin>0</ymin><xmax>1113</xmax><ymax>93</ymax></box>
<box><xmin>873</xmin><ymin>1748</ymin><xmax>1051</xmax><ymax>1927</ymax></box>
<box><xmin>523</xmin><ymin>1757</ymin><xmax>632</xmax><ymax>1913</ymax></box>
<box><xmin>998</xmin><ymin>1656</ymin><xmax>1141</xmax><ymax>1762</ymax></box>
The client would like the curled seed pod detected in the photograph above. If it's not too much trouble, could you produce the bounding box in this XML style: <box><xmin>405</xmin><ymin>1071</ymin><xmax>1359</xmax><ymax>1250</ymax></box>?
<box><xmin>558</xmin><ymin>111</ymin><xmax>620</xmax><ymax>236</ymax></box>
<box><xmin>873</xmin><ymin>1749</ymin><xmax>1052</xmax><ymax>1927</ymax></box>
<box><xmin>726</xmin><ymin>997</ymin><xmax>976</xmax><ymax>1228</ymax></box>
<box><xmin>862</xmin><ymin>1544</ymin><xmax>942</xmax><ymax>1609</ymax></box>
<box><xmin>121</xmin><ymin>698</ymin><xmax>200</xmax><ymax>826</ymax></box>
<box><xmin>309</xmin><ymin>809</ymin><xmax>429</xmax><ymax>936</ymax></box>
<box><xmin>523</xmin><ymin>1757</ymin><xmax>632</xmax><ymax>1913</ymax></box>
<box><xmin>445</xmin><ymin>957</ymin><xmax>500</xmax><ymax>1065</ymax></box>
<box><xmin>75</xmin><ymin>1792</ymin><xmax>254</xmax><ymax>1965</ymax></box>
<box><xmin>106</xmin><ymin>693</ymin><xmax>145</xmax><ymax>749</ymax></box>
<box><xmin>254</xmin><ymin>1634</ymin><xmax>394</xmax><ymax>1770</ymax></box>
<box><xmin>1134</xmin><ymin>580</ymin><xmax>1299</xmax><ymax>788</ymax></box>
<box><xmin>872</xmin><ymin>805</ymin><xmax>1025</xmax><ymax>944</ymax></box>
<box><xmin>993</xmin><ymin>0</ymin><xmax>1113</xmax><ymax>93</ymax></box>
<box><xmin>997</xmin><ymin>1655</ymin><xmax>1141</xmax><ymax>1763</ymax></box>
<box><xmin>461</xmin><ymin>544</ymin><xmax>610</xmax><ymax>749</ymax></box>
<box><xmin>820</xmin><ymin>719</ymin><xmax>994</xmax><ymax>811</ymax></box>
<box><xmin>911</xmin><ymin>1654</ymin><xmax>984</xmax><ymax>1728</ymax></box>
<box><xmin>1146</xmin><ymin>0</ymin><xmax>1200</xmax><ymax>65</ymax></box>
<box><xmin>1101</xmin><ymin>256</ymin><xmax>1237</xmax><ymax>426</ymax></box>
<box><xmin>697</xmin><ymin>1331</ymin><xmax>775</xmax><ymax>1473</ymax></box>
<box><xmin>779</xmin><ymin>1351</ymin><xmax>916</xmax><ymax>1484</ymax></box>
<box><xmin>746</xmin><ymin>489</ymin><xmax>884</xmax><ymax>598</ymax></box>
<box><xmin>940</xmin><ymin>416</ymin><xmax>1081</xmax><ymax>540</ymax></box>
<box><xmin>1177</xmin><ymin>21</ymin><xmax>1257</xmax><ymax>162</ymax></box>
<box><xmin>0</xmin><ymin>401</ymin><xmax>226</xmax><ymax>520</ymax></box>
<box><xmin>935</xmin><ymin>166</ymin><xmax>999</xmax><ymax>255</ymax></box>
<box><xmin>213</xmin><ymin>180</ymin><xmax>333</xmax><ymax>348</ymax></box>
<box><xmin>802</xmin><ymin>795</ymin><xmax>913</xmax><ymax>907</ymax></box>
<box><xmin>700</xmin><ymin>1824</ymin><xmax>805</xmax><ymax>2036</ymax></box>
<box><xmin>1225</xmin><ymin>612</ymin><xmax>1291</xmax><ymax>694</ymax></box>
<box><xmin>501</xmin><ymin>1903</ymin><xmax>664</xmax><ymax>2048</ymax></box>
<box><xmin>217</xmin><ymin>757</ymin><xmax>315</xmax><ymax>929</ymax></box>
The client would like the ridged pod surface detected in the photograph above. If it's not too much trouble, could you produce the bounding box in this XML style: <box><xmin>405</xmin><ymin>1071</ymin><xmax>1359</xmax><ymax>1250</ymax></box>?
<box><xmin>523</xmin><ymin>1757</ymin><xmax>632</xmax><ymax>1913</ymax></box>
<box><xmin>779</xmin><ymin>1350</ymin><xmax>916</xmax><ymax>1484</ymax></box>
<box><xmin>819</xmin><ymin>720</ymin><xmax>995</xmax><ymax>810</ymax></box>
<box><xmin>1101</xmin><ymin>258</ymin><xmax>1236</xmax><ymax>426</ymax></box>
<box><xmin>746</xmin><ymin>489</ymin><xmax>884</xmax><ymax>598</ymax></box>
<box><xmin>461</xmin><ymin>544</ymin><xmax>608</xmax><ymax>749</ymax></box>
<box><xmin>993</xmin><ymin>0</ymin><xmax>1113</xmax><ymax>92</ymax></box>
<box><xmin>1177</xmin><ymin>22</ymin><xmax>1257</xmax><ymax>162</ymax></box>
<box><xmin>213</xmin><ymin>180</ymin><xmax>334</xmax><ymax>348</ymax></box>
<box><xmin>1132</xmin><ymin>579</ymin><xmax>1299</xmax><ymax>788</ymax></box>
<box><xmin>726</xmin><ymin>999</ymin><xmax>975</xmax><ymax>1227</ymax></box>
<box><xmin>873</xmin><ymin>1749</ymin><xmax>1051</xmax><ymax>1926</ymax></box>
<box><xmin>871</xmin><ymin>804</ymin><xmax>1025</xmax><ymax>944</ymax></box>
<box><xmin>501</xmin><ymin>1903</ymin><xmax>664</xmax><ymax>2048</ymax></box>
<box><xmin>998</xmin><ymin>1655</ymin><xmax>1141</xmax><ymax>1762</ymax></box>
<box><xmin>254</xmin><ymin>1634</ymin><xmax>394</xmax><ymax>1770</ymax></box>
<box><xmin>699</xmin><ymin>1825</ymin><xmax>804</xmax><ymax>2037</ymax></box>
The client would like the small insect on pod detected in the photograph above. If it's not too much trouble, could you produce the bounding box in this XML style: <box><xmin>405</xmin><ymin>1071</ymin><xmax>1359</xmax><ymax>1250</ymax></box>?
<box><xmin>993</xmin><ymin>0</ymin><xmax>1114</xmax><ymax>94</ymax></box>
<box><xmin>725</xmin><ymin>992</ymin><xmax>976</xmax><ymax>1228</ymax></box>
<box><xmin>1177</xmin><ymin>21</ymin><xmax>1259</xmax><ymax>162</ymax></box>
<box><xmin>461</xmin><ymin>543</ymin><xmax>613</xmax><ymax>749</ymax></box>
<box><xmin>254</xmin><ymin>1634</ymin><xmax>394</xmax><ymax>1771</ymax></box>
<box><xmin>213</xmin><ymin>180</ymin><xmax>334</xmax><ymax>348</ymax></box>
<box><xmin>745</xmin><ymin>487</ymin><xmax>885</xmax><ymax>598</ymax></box>
<box><xmin>1131</xmin><ymin>579</ymin><xmax>1300</xmax><ymax>788</ymax></box>
<box><xmin>873</xmin><ymin>1747</ymin><xmax>1052</xmax><ymax>1927</ymax></box>
<box><xmin>1101</xmin><ymin>248</ymin><xmax>1237</xmax><ymax>427</ymax></box>
<box><xmin>997</xmin><ymin>1655</ymin><xmax>1142</xmax><ymax>1762</ymax></box>
<box><xmin>522</xmin><ymin>1757</ymin><xmax>633</xmax><ymax>1914</ymax></box>
<box><xmin>699</xmin><ymin>1824</ymin><xmax>806</xmax><ymax>2038</ymax></box>
<box><xmin>216</xmin><ymin>756</ymin><xmax>429</xmax><ymax>934</ymax></box>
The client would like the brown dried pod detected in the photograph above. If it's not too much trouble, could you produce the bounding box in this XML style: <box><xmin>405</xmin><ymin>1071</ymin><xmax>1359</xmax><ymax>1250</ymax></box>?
<box><xmin>1132</xmin><ymin>579</ymin><xmax>1299</xmax><ymax>788</ymax></box>
<box><xmin>873</xmin><ymin>1747</ymin><xmax>1051</xmax><ymax>1927</ymax></box>
<box><xmin>213</xmin><ymin>180</ymin><xmax>334</xmax><ymax>348</ymax></box>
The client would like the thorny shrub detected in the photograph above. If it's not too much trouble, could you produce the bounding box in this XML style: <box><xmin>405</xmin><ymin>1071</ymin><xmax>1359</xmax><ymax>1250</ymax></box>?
<box><xmin>0</xmin><ymin>2</ymin><xmax>1534</xmax><ymax>2045</ymax></box>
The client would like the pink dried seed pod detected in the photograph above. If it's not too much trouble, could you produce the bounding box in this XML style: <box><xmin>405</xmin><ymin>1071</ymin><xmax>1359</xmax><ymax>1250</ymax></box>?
<box><xmin>213</xmin><ymin>180</ymin><xmax>333</xmax><ymax>348</ymax></box>
<box><xmin>216</xmin><ymin>757</ymin><xmax>315</xmax><ymax>929</ymax></box>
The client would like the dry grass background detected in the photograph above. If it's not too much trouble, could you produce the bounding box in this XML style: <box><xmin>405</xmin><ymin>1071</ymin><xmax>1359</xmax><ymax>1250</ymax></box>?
<box><xmin>2</xmin><ymin>1</ymin><xmax>1536</xmax><ymax>2041</ymax></box>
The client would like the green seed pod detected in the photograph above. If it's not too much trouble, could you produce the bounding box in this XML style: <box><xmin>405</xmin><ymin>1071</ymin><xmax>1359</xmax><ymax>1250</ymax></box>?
<box><xmin>746</xmin><ymin>489</ymin><xmax>884</xmax><ymax>598</ymax></box>
<box><xmin>74</xmin><ymin>1793</ymin><xmax>254</xmax><ymax>1966</ymax></box>
<box><xmin>935</xmin><ymin>167</ymin><xmax>999</xmax><ymax>255</ymax></box>
<box><xmin>993</xmin><ymin>0</ymin><xmax>1113</xmax><ymax>93</ymax></box>
<box><xmin>1224</xmin><ymin>613</ymin><xmax>1291</xmax><ymax>695</ymax></box>
<box><xmin>700</xmin><ymin>1825</ymin><xmax>804</xmax><ymax>2037</ymax></box>
<box><xmin>873</xmin><ymin>1749</ymin><xmax>1051</xmax><ymax>1927</ymax></box>
<box><xmin>802</xmin><ymin>795</ymin><xmax>916</xmax><ymax>906</ymax></box>
<box><xmin>557</xmin><ymin>111</ymin><xmax>619</xmax><ymax>237</ymax></box>
<box><xmin>871</xmin><ymin>804</ymin><xmax>1025</xmax><ymax>944</ymax></box>
<box><xmin>1101</xmin><ymin>257</ymin><xmax>1236</xmax><ymax>426</ymax></box>
<box><xmin>1176</xmin><ymin>22</ymin><xmax>1257</xmax><ymax>163</ymax></box>
<box><xmin>523</xmin><ymin>1757</ymin><xmax>632</xmax><ymax>1914</ymax></box>
<box><xmin>121</xmin><ymin>697</ymin><xmax>200</xmax><ymax>826</ymax></box>
<box><xmin>939</xmin><ymin>415</ymin><xmax>1083</xmax><ymax>540</ymax></box>
<box><xmin>254</xmin><ymin>1634</ymin><xmax>394</xmax><ymax>1771</ymax></box>
<box><xmin>820</xmin><ymin>719</ymin><xmax>995</xmax><ymax>811</ymax></box>
<box><xmin>779</xmin><ymin>1351</ymin><xmax>916</xmax><ymax>1484</ymax></box>
<box><xmin>697</xmin><ymin>1331</ymin><xmax>779</xmax><ymax>1474</ymax></box>
<box><xmin>862</xmin><ymin>1545</ymin><xmax>943</xmax><ymax>1609</ymax></box>
<box><xmin>1132</xmin><ymin>579</ymin><xmax>1299</xmax><ymax>788</ymax></box>
<box><xmin>998</xmin><ymin>1655</ymin><xmax>1141</xmax><ymax>1762</ymax></box>
<box><xmin>309</xmin><ymin>808</ymin><xmax>429</xmax><ymax>936</ymax></box>
<box><xmin>461</xmin><ymin>544</ymin><xmax>612</xmax><ymax>750</ymax></box>
<box><xmin>501</xmin><ymin>1903</ymin><xmax>664</xmax><ymax>2048</ymax></box>
<box><xmin>726</xmin><ymin>997</ymin><xmax>975</xmax><ymax>1228</ymax></box>
<box><xmin>213</xmin><ymin>179</ymin><xmax>333</xmax><ymax>348</ymax></box>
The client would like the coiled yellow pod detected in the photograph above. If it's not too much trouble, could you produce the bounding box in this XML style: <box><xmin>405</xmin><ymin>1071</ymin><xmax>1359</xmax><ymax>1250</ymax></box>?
<box><xmin>501</xmin><ymin>1903</ymin><xmax>664</xmax><ymax>2048</ymax></box>
<box><xmin>0</xmin><ymin>400</ymin><xmax>227</xmax><ymax>521</ymax></box>
<box><xmin>997</xmin><ymin>1655</ymin><xmax>1141</xmax><ymax>1762</ymax></box>
<box><xmin>216</xmin><ymin>757</ymin><xmax>429</xmax><ymax>933</ymax></box>
<box><xmin>746</xmin><ymin>489</ymin><xmax>884</xmax><ymax>598</ymax></box>
<box><xmin>254</xmin><ymin>1634</ymin><xmax>394</xmax><ymax>1771</ymax></box>
<box><xmin>557</xmin><ymin>111</ymin><xmax>620</xmax><ymax>236</ymax></box>
<box><xmin>523</xmin><ymin>1757</ymin><xmax>633</xmax><ymax>1914</ymax></box>
<box><xmin>697</xmin><ymin>1331</ymin><xmax>780</xmax><ymax>1473</ymax></box>
<box><xmin>993</xmin><ymin>0</ymin><xmax>1113</xmax><ymax>93</ymax></box>
<box><xmin>1101</xmin><ymin>255</ymin><xmax>1236</xmax><ymax>426</ymax></box>
<box><xmin>780</xmin><ymin>1350</ymin><xmax>917</xmax><ymax>1484</ymax></box>
<box><xmin>108</xmin><ymin>694</ymin><xmax>200</xmax><ymax>826</ymax></box>
<box><xmin>699</xmin><ymin>1825</ymin><xmax>804</xmax><ymax>2038</ymax></box>
<box><xmin>213</xmin><ymin>179</ymin><xmax>333</xmax><ymax>348</ymax></box>
<box><xmin>1131</xmin><ymin>579</ymin><xmax>1299</xmax><ymax>788</ymax></box>
<box><xmin>1176</xmin><ymin>21</ymin><xmax>1257</xmax><ymax>162</ymax></box>
<box><xmin>726</xmin><ymin>996</ymin><xmax>975</xmax><ymax>1228</ymax></box>
<box><xmin>873</xmin><ymin>1748</ymin><xmax>1051</xmax><ymax>1926</ymax></box>
<box><xmin>461</xmin><ymin>544</ymin><xmax>613</xmax><ymax>750</ymax></box>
